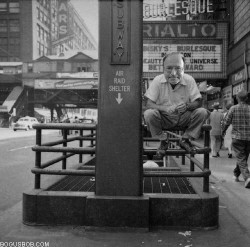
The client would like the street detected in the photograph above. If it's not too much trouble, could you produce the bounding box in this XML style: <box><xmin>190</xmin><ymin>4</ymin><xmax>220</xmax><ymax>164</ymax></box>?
<box><xmin>0</xmin><ymin>128</ymin><xmax>250</xmax><ymax>246</ymax></box>
<box><xmin>0</xmin><ymin>128</ymin><xmax>85</xmax><ymax>214</ymax></box>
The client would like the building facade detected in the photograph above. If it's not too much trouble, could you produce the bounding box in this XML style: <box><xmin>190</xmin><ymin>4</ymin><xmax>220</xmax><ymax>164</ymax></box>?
<box><xmin>227</xmin><ymin>0</ymin><xmax>250</xmax><ymax>104</ymax></box>
<box><xmin>0</xmin><ymin>0</ymin><xmax>97</xmax><ymax>126</ymax></box>
<box><xmin>0</xmin><ymin>0</ymin><xmax>97</xmax><ymax>62</ymax></box>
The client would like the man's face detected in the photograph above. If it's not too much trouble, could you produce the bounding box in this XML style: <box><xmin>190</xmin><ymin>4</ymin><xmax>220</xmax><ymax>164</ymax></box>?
<box><xmin>163</xmin><ymin>54</ymin><xmax>184</xmax><ymax>85</ymax></box>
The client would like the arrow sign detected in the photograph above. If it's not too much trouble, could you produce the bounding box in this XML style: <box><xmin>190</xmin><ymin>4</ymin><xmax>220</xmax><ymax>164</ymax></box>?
<box><xmin>115</xmin><ymin>93</ymin><xmax>123</xmax><ymax>104</ymax></box>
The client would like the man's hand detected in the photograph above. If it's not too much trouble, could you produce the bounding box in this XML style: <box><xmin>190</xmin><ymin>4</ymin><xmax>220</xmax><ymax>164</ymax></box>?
<box><xmin>176</xmin><ymin>102</ymin><xmax>187</xmax><ymax>114</ymax></box>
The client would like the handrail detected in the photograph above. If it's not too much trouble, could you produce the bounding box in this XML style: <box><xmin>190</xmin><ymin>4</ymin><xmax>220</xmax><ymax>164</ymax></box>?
<box><xmin>143</xmin><ymin>124</ymin><xmax>212</xmax><ymax>192</ymax></box>
<box><xmin>31</xmin><ymin>123</ymin><xmax>211</xmax><ymax>193</ymax></box>
<box><xmin>33</xmin><ymin>123</ymin><xmax>96</xmax><ymax>130</ymax></box>
<box><xmin>32</xmin><ymin>146</ymin><xmax>96</xmax><ymax>154</ymax></box>
<box><xmin>32</xmin><ymin>123</ymin><xmax>96</xmax><ymax>189</ymax></box>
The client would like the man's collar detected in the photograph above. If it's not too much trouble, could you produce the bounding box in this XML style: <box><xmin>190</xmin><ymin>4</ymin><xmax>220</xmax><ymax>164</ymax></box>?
<box><xmin>160</xmin><ymin>74</ymin><xmax>186</xmax><ymax>85</ymax></box>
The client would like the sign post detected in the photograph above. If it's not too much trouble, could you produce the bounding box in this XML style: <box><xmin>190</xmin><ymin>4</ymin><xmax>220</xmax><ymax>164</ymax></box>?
<box><xmin>96</xmin><ymin>0</ymin><xmax>143</xmax><ymax>196</ymax></box>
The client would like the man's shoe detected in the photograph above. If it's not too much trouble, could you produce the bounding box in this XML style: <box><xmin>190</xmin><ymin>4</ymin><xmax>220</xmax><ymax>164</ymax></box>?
<box><xmin>217</xmin><ymin>152</ymin><xmax>220</xmax><ymax>157</ymax></box>
<box><xmin>179</xmin><ymin>139</ymin><xmax>197</xmax><ymax>154</ymax></box>
<box><xmin>245</xmin><ymin>178</ymin><xmax>250</xmax><ymax>188</ymax></box>
<box><xmin>233</xmin><ymin>176</ymin><xmax>240</xmax><ymax>182</ymax></box>
<box><xmin>228</xmin><ymin>153</ymin><xmax>232</xmax><ymax>158</ymax></box>
<box><xmin>156</xmin><ymin>140</ymin><xmax>168</xmax><ymax>158</ymax></box>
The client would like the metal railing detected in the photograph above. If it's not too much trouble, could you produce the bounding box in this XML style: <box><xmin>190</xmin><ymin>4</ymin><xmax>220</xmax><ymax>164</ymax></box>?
<box><xmin>32</xmin><ymin>123</ymin><xmax>96</xmax><ymax>189</ymax></box>
<box><xmin>31</xmin><ymin>123</ymin><xmax>211</xmax><ymax>193</ymax></box>
<box><xmin>143</xmin><ymin>124</ymin><xmax>211</xmax><ymax>192</ymax></box>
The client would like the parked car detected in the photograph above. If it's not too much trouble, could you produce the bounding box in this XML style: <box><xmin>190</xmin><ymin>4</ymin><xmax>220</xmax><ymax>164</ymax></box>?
<box><xmin>79</xmin><ymin>118</ymin><xmax>94</xmax><ymax>124</ymax></box>
<box><xmin>13</xmin><ymin>116</ymin><xmax>39</xmax><ymax>131</ymax></box>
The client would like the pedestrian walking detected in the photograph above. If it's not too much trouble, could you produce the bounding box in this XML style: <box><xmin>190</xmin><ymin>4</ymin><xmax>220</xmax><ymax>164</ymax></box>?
<box><xmin>209</xmin><ymin>102</ymin><xmax>224</xmax><ymax>157</ymax></box>
<box><xmin>222</xmin><ymin>102</ymin><xmax>233</xmax><ymax>158</ymax></box>
<box><xmin>143</xmin><ymin>52</ymin><xmax>210</xmax><ymax>157</ymax></box>
<box><xmin>222</xmin><ymin>90</ymin><xmax>250</xmax><ymax>188</ymax></box>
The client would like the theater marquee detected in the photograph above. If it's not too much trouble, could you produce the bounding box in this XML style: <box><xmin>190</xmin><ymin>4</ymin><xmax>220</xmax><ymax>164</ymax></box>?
<box><xmin>143</xmin><ymin>43</ymin><xmax>222</xmax><ymax>73</ymax></box>
<box><xmin>143</xmin><ymin>21</ymin><xmax>228</xmax><ymax>79</ymax></box>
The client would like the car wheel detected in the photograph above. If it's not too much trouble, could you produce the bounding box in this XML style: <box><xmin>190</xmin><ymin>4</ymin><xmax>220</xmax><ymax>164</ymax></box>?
<box><xmin>13</xmin><ymin>129</ymin><xmax>17</xmax><ymax>131</ymax></box>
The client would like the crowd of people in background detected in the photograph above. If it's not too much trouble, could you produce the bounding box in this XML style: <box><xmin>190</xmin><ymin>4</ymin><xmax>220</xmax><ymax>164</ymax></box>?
<box><xmin>208</xmin><ymin>90</ymin><xmax>250</xmax><ymax>188</ymax></box>
<box><xmin>209</xmin><ymin>101</ymin><xmax>234</xmax><ymax>159</ymax></box>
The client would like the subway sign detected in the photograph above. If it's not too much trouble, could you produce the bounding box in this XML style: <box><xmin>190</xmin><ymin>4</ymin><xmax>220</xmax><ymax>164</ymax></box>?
<box><xmin>143</xmin><ymin>43</ymin><xmax>222</xmax><ymax>73</ymax></box>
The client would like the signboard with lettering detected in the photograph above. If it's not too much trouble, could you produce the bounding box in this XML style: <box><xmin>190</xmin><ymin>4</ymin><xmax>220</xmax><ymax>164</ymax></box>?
<box><xmin>56</xmin><ymin>72</ymin><xmax>99</xmax><ymax>78</ymax></box>
<box><xmin>111</xmin><ymin>0</ymin><xmax>131</xmax><ymax>64</ymax></box>
<box><xmin>222</xmin><ymin>85</ymin><xmax>232</xmax><ymax>101</ymax></box>
<box><xmin>143</xmin><ymin>43</ymin><xmax>221</xmax><ymax>73</ymax></box>
<box><xmin>232</xmin><ymin>69</ymin><xmax>245</xmax><ymax>85</ymax></box>
<box><xmin>233</xmin><ymin>82</ymin><xmax>247</xmax><ymax>96</ymax></box>
<box><xmin>143</xmin><ymin>0</ymin><xmax>214</xmax><ymax>20</ymax></box>
<box><xmin>58</xmin><ymin>0</ymin><xmax>69</xmax><ymax>40</ymax></box>
<box><xmin>34</xmin><ymin>79</ymin><xmax>98</xmax><ymax>89</ymax></box>
<box><xmin>143</xmin><ymin>22</ymin><xmax>217</xmax><ymax>38</ymax></box>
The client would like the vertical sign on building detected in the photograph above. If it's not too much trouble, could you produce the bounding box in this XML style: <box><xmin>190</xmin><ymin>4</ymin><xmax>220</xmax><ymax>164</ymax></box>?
<box><xmin>111</xmin><ymin>0</ymin><xmax>131</xmax><ymax>64</ymax></box>
<box><xmin>58</xmin><ymin>0</ymin><xmax>69</xmax><ymax>39</ymax></box>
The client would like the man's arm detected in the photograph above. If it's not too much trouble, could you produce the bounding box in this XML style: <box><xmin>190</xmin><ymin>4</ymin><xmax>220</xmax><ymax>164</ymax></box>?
<box><xmin>146</xmin><ymin>99</ymin><xmax>176</xmax><ymax>114</ymax></box>
<box><xmin>186</xmin><ymin>98</ymin><xmax>202</xmax><ymax>111</ymax></box>
<box><xmin>221</xmin><ymin>110</ymin><xmax>233</xmax><ymax>136</ymax></box>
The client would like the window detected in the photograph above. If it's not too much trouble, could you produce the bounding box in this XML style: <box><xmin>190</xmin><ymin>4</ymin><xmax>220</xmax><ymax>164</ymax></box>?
<box><xmin>0</xmin><ymin>57</ymin><xmax>8</xmax><ymax>62</ymax></box>
<box><xmin>41</xmin><ymin>28</ymin><xmax>44</xmax><ymax>40</ymax></box>
<box><xmin>37</xmin><ymin>24</ymin><xmax>40</xmax><ymax>38</ymax></box>
<box><xmin>44</xmin><ymin>31</ymin><xmax>47</xmax><ymax>42</ymax></box>
<box><xmin>28</xmin><ymin>63</ymin><xmax>33</xmax><ymax>73</ymax></box>
<box><xmin>9</xmin><ymin>38</ymin><xmax>20</xmax><ymax>45</ymax></box>
<box><xmin>9</xmin><ymin>20</ymin><xmax>20</xmax><ymax>32</ymax></box>
<box><xmin>0</xmin><ymin>2</ymin><xmax>7</xmax><ymax>12</ymax></box>
<box><xmin>0</xmin><ymin>20</ymin><xmax>7</xmax><ymax>32</ymax></box>
<box><xmin>37</xmin><ymin>7</ymin><xmax>40</xmax><ymax>19</ymax></box>
<box><xmin>9</xmin><ymin>56</ymin><xmax>20</xmax><ymax>62</ymax></box>
<box><xmin>0</xmin><ymin>38</ymin><xmax>7</xmax><ymax>45</ymax></box>
<box><xmin>44</xmin><ymin>46</ymin><xmax>48</xmax><ymax>55</ymax></box>
<box><xmin>37</xmin><ymin>41</ymin><xmax>41</xmax><ymax>56</ymax></box>
<box><xmin>57</xmin><ymin>61</ymin><xmax>64</xmax><ymax>72</ymax></box>
<box><xmin>9</xmin><ymin>2</ymin><xmax>20</xmax><ymax>13</ymax></box>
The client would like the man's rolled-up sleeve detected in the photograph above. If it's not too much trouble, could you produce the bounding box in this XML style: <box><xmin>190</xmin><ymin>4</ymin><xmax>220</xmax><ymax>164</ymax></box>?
<box><xmin>144</xmin><ymin>79</ymin><xmax>160</xmax><ymax>103</ymax></box>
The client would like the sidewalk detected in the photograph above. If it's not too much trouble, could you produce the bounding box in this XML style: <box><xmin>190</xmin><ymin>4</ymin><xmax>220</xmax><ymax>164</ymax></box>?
<box><xmin>1</xmin><ymin>139</ymin><xmax>250</xmax><ymax>246</ymax></box>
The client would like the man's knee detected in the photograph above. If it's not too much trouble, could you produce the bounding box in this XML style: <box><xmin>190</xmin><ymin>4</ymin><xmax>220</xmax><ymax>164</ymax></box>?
<box><xmin>194</xmin><ymin>107</ymin><xmax>210</xmax><ymax>119</ymax></box>
<box><xmin>144</xmin><ymin>109</ymin><xmax>159</xmax><ymax>122</ymax></box>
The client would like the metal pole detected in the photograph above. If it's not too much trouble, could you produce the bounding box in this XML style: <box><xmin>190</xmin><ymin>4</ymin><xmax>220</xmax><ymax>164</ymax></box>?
<box><xmin>91</xmin><ymin>129</ymin><xmax>94</xmax><ymax>156</ymax></box>
<box><xmin>79</xmin><ymin>129</ymin><xmax>83</xmax><ymax>163</ymax></box>
<box><xmin>35</xmin><ymin>129</ymin><xmax>41</xmax><ymax>189</ymax></box>
<box><xmin>182</xmin><ymin>155</ymin><xmax>185</xmax><ymax>165</ymax></box>
<box><xmin>62</xmin><ymin>129</ymin><xmax>67</xmax><ymax>170</ymax></box>
<box><xmin>203</xmin><ymin>127</ymin><xmax>210</xmax><ymax>192</ymax></box>
<box><xmin>190</xmin><ymin>154</ymin><xmax>194</xmax><ymax>171</ymax></box>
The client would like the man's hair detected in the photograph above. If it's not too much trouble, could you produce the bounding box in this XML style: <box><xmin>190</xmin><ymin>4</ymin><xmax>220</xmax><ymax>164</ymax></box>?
<box><xmin>163</xmin><ymin>52</ymin><xmax>185</xmax><ymax>64</ymax></box>
<box><xmin>225</xmin><ymin>102</ymin><xmax>233</xmax><ymax>110</ymax></box>
<box><xmin>212</xmin><ymin>102</ymin><xmax>220</xmax><ymax>109</ymax></box>
<box><xmin>237</xmin><ymin>90</ymin><xmax>248</xmax><ymax>102</ymax></box>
